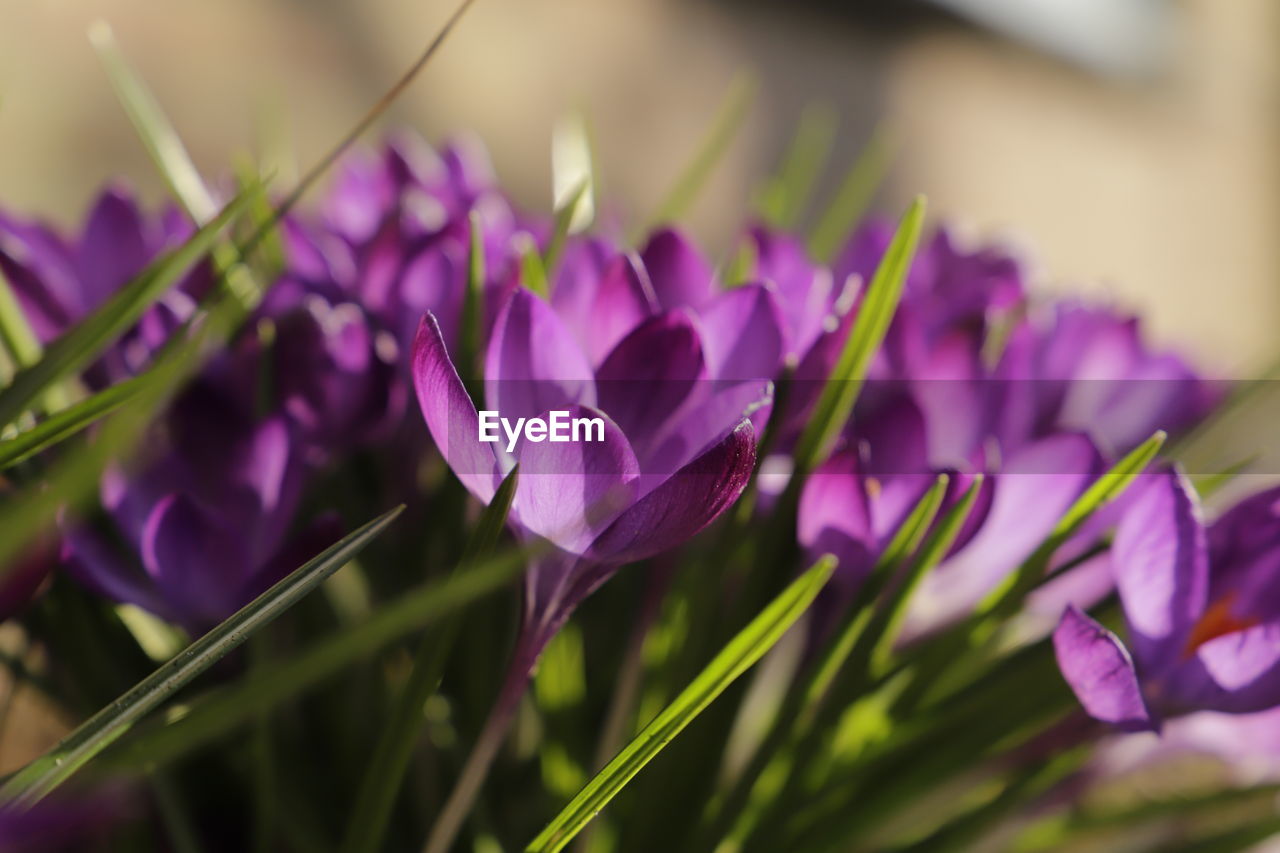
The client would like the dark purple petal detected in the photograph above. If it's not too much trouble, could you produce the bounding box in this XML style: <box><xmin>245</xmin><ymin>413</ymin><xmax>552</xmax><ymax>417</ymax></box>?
<box><xmin>76</xmin><ymin>186</ymin><xmax>152</xmax><ymax>308</ymax></box>
<box><xmin>412</xmin><ymin>313</ymin><xmax>500</xmax><ymax>503</ymax></box>
<box><xmin>1053</xmin><ymin>605</ymin><xmax>1155</xmax><ymax>732</ymax></box>
<box><xmin>643</xmin><ymin>378</ymin><xmax>772</xmax><ymax>488</ymax></box>
<box><xmin>140</xmin><ymin>494</ymin><xmax>249</xmax><ymax>626</ymax></box>
<box><xmin>596</xmin><ymin>310</ymin><xmax>707</xmax><ymax>464</ymax></box>
<box><xmin>588</xmin><ymin>420</ymin><xmax>756</xmax><ymax>564</ymax></box>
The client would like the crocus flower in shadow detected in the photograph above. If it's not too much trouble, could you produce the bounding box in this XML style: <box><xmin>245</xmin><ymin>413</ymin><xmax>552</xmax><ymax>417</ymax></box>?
<box><xmin>1055</xmin><ymin>471</ymin><xmax>1280</xmax><ymax>732</ymax></box>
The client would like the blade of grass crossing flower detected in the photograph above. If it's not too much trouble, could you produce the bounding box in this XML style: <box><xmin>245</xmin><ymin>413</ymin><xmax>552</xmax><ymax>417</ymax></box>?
<box><xmin>701</xmin><ymin>476</ymin><xmax>947</xmax><ymax>851</ymax></box>
<box><xmin>101</xmin><ymin>544</ymin><xmax>530</xmax><ymax>772</ymax></box>
<box><xmin>807</xmin><ymin>123</ymin><xmax>895</xmax><ymax>263</ymax></box>
<box><xmin>0</xmin><ymin>186</ymin><xmax>260</xmax><ymax>430</ymax></box>
<box><xmin>642</xmin><ymin>74</ymin><xmax>756</xmax><ymax>235</ymax></box>
<box><xmin>0</xmin><ymin>266</ymin><xmax>55</xmax><ymax>413</ymax></box>
<box><xmin>526</xmin><ymin>557</ymin><xmax>836</xmax><ymax>853</ymax></box>
<box><xmin>862</xmin><ymin>475</ymin><xmax>984</xmax><ymax>677</ymax></box>
<box><xmin>979</xmin><ymin>430</ymin><xmax>1165</xmax><ymax>620</ymax></box>
<box><xmin>0</xmin><ymin>373</ymin><xmax>146</xmax><ymax>469</ymax></box>
<box><xmin>754</xmin><ymin>103</ymin><xmax>837</xmax><ymax>230</ymax></box>
<box><xmin>341</xmin><ymin>468</ymin><xmax>518</xmax><ymax>853</ymax></box>
<box><xmin>792</xmin><ymin>197</ymin><xmax>925</xmax><ymax>476</ymax></box>
<box><xmin>0</xmin><ymin>506</ymin><xmax>403</xmax><ymax>809</ymax></box>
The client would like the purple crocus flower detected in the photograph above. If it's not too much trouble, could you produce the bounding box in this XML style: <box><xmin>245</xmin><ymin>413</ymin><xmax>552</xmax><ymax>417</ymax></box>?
<box><xmin>413</xmin><ymin>285</ymin><xmax>765</xmax><ymax>653</ymax></box>
<box><xmin>60</xmin><ymin>378</ymin><xmax>314</xmax><ymax>630</ymax></box>
<box><xmin>1054</xmin><ymin>472</ymin><xmax>1280</xmax><ymax>732</ymax></box>
<box><xmin>0</xmin><ymin>185</ymin><xmax>206</xmax><ymax>388</ymax></box>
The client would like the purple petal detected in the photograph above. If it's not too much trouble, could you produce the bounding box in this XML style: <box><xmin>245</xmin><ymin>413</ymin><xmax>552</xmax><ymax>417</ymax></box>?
<box><xmin>1112</xmin><ymin>470</ymin><xmax>1209</xmax><ymax>677</ymax></box>
<box><xmin>749</xmin><ymin>225</ymin><xmax>833</xmax><ymax>357</ymax></box>
<box><xmin>60</xmin><ymin>527</ymin><xmax>172</xmax><ymax>620</ymax></box>
<box><xmin>513</xmin><ymin>406</ymin><xmax>640</xmax><ymax>555</ymax></box>
<box><xmin>1053</xmin><ymin>605</ymin><xmax>1155</xmax><ymax>732</ymax></box>
<box><xmin>412</xmin><ymin>313</ymin><xmax>500</xmax><ymax>503</ymax></box>
<box><xmin>698</xmin><ymin>284</ymin><xmax>788</xmax><ymax>380</ymax></box>
<box><xmin>798</xmin><ymin>450</ymin><xmax>876</xmax><ymax>583</ymax></box>
<box><xmin>485</xmin><ymin>288</ymin><xmax>596</xmax><ymax>430</ymax></box>
<box><xmin>643</xmin><ymin>378</ymin><xmax>772</xmax><ymax>487</ymax></box>
<box><xmin>640</xmin><ymin>228</ymin><xmax>714</xmax><ymax>310</ymax></box>
<box><xmin>596</xmin><ymin>310</ymin><xmax>708</xmax><ymax>463</ymax></box>
<box><xmin>904</xmin><ymin>433</ymin><xmax>1101</xmax><ymax>633</ymax></box>
<box><xmin>141</xmin><ymin>494</ymin><xmax>248</xmax><ymax>626</ymax></box>
<box><xmin>1186</xmin><ymin>621</ymin><xmax>1280</xmax><ymax>713</ymax></box>
<box><xmin>588</xmin><ymin>420</ymin><xmax>756</xmax><ymax>564</ymax></box>
<box><xmin>76</xmin><ymin>186</ymin><xmax>153</xmax><ymax>308</ymax></box>
<box><xmin>579</xmin><ymin>253</ymin><xmax>660</xmax><ymax>366</ymax></box>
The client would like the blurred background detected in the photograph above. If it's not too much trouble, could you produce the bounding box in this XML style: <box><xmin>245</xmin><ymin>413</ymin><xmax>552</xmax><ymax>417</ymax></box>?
<box><xmin>2</xmin><ymin>0</ymin><xmax>1277</xmax><ymax>373</ymax></box>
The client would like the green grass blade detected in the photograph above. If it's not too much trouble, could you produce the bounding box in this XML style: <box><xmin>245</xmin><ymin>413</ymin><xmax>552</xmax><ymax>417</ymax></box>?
<box><xmin>92</xmin><ymin>23</ymin><xmax>264</xmax><ymax>311</ymax></box>
<box><xmin>101</xmin><ymin>544</ymin><xmax>530</xmax><ymax>772</ymax></box>
<box><xmin>0</xmin><ymin>265</ymin><xmax>44</xmax><ymax>373</ymax></box>
<box><xmin>807</xmin><ymin>123</ymin><xmax>894</xmax><ymax>263</ymax></box>
<box><xmin>979</xmin><ymin>430</ymin><xmax>1166</xmax><ymax>618</ymax></box>
<box><xmin>792</xmin><ymin>197</ymin><xmax>925</xmax><ymax>476</ymax></box>
<box><xmin>0</xmin><ymin>374</ymin><xmax>146</xmax><ymax>469</ymax></box>
<box><xmin>642</xmin><ymin>74</ymin><xmax>756</xmax><ymax>235</ymax></box>
<box><xmin>0</xmin><ymin>506</ymin><xmax>404</xmax><ymax>809</ymax></box>
<box><xmin>542</xmin><ymin>181</ymin><xmax>588</xmax><ymax>276</ymax></box>
<box><xmin>519</xmin><ymin>235</ymin><xmax>551</xmax><ymax>298</ymax></box>
<box><xmin>526</xmin><ymin>556</ymin><xmax>836</xmax><ymax>853</ymax></box>
<box><xmin>754</xmin><ymin>103</ymin><xmax>837</xmax><ymax>230</ymax></box>
<box><xmin>0</xmin><ymin>186</ymin><xmax>260</xmax><ymax>430</ymax></box>
<box><xmin>340</xmin><ymin>468</ymin><xmax>518</xmax><ymax>853</ymax></box>
<box><xmin>90</xmin><ymin>22</ymin><xmax>218</xmax><ymax>221</ymax></box>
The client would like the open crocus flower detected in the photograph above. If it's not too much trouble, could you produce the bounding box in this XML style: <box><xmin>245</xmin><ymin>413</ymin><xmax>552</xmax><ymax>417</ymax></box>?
<box><xmin>413</xmin><ymin>285</ymin><xmax>766</xmax><ymax>652</ymax></box>
<box><xmin>1055</xmin><ymin>472</ymin><xmax>1280</xmax><ymax>732</ymax></box>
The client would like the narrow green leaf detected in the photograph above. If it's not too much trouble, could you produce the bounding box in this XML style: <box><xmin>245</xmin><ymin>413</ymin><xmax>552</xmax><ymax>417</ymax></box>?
<box><xmin>864</xmin><ymin>475</ymin><xmax>984</xmax><ymax>675</ymax></box>
<box><xmin>542</xmin><ymin>181</ymin><xmax>588</xmax><ymax>276</ymax></box>
<box><xmin>526</xmin><ymin>556</ymin><xmax>836</xmax><ymax>853</ymax></box>
<box><xmin>0</xmin><ymin>265</ymin><xmax>43</xmax><ymax>373</ymax></box>
<box><xmin>0</xmin><ymin>506</ymin><xmax>403</xmax><ymax>808</ymax></box>
<box><xmin>519</xmin><ymin>235</ymin><xmax>551</xmax><ymax>298</ymax></box>
<box><xmin>102</xmin><ymin>544</ymin><xmax>530</xmax><ymax>772</ymax></box>
<box><xmin>980</xmin><ymin>430</ymin><xmax>1166</xmax><ymax>617</ymax></box>
<box><xmin>341</xmin><ymin>467</ymin><xmax>518</xmax><ymax>853</ymax></box>
<box><xmin>90</xmin><ymin>22</ymin><xmax>218</xmax><ymax>221</ymax></box>
<box><xmin>0</xmin><ymin>374</ymin><xmax>145</xmax><ymax>470</ymax></box>
<box><xmin>702</xmin><ymin>475</ymin><xmax>948</xmax><ymax>850</ymax></box>
<box><xmin>792</xmin><ymin>197</ymin><xmax>926</xmax><ymax>476</ymax></box>
<box><xmin>807</xmin><ymin>123</ymin><xmax>894</xmax><ymax>263</ymax></box>
<box><xmin>642</xmin><ymin>74</ymin><xmax>756</xmax><ymax>234</ymax></box>
<box><xmin>754</xmin><ymin>103</ymin><xmax>837</xmax><ymax>230</ymax></box>
<box><xmin>0</xmin><ymin>186</ymin><xmax>260</xmax><ymax>430</ymax></box>
<box><xmin>92</xmin><ymin>23</ymin><xmax>263</xmax><ymax>311</ymax></box>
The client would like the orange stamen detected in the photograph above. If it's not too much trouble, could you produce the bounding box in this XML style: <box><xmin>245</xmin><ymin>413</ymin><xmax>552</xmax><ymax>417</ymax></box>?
<box><xmin>1183</xmin><ymin>594</ymin><xmax>1260</xmax><ymax>658</ymax></box>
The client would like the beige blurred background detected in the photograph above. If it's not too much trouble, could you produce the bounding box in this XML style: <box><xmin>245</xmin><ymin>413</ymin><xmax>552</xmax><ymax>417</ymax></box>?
<box><xmin>0</xmin><ymin>0</ymin><xmax>1276</xmax><ymax>380</ymax></box>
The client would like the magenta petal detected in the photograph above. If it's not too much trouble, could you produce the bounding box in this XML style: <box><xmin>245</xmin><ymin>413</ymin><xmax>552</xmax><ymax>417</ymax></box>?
<box><xmin>1112</xmin><ymin>470</ymin><xmax>1209</xmax><ymax>677</ymax></box>
<box><xmin>643</xmin><ymin>378</ymin><xmax>772</xmax><ymax>486</ymax></box>
<box><xmin>698</xmin><ymin>285</ymin><xmax>788</xmax><ymax>380</ymax></box>
<box><xmin>412</xmin><ymin>313</ymin><xmax>500</xmax><ymax>503</ymax></box>
<box><xmin>513</xmin><ymin>406</ymin><xmax>640</xmax><ymax>555</ymax></box>
<box><xmin>60</xmin><ymin>528</ymin><xmax>172</xmax><ymax>620</ymax></box>
<box><xmin>485</xmin><ymin>288</ymin><xmax>596</xmax><ymax>429</ymax></box>
<box><xmin>1053</xmin><ymin>605</ymin><xmax>1155</xmax><ymax>732</ymax></box>
<box><xmin>640</xmin><ymin>228</ymin><xmax>715</xmax><ymax>311</ymax></box>
<box><xmin>588</xmin><ymin>420</ymin><xmax>756</xmax><ymax>564</ymax></box>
